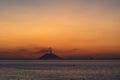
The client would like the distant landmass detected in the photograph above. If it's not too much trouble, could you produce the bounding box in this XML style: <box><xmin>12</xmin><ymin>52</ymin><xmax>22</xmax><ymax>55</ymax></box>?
<box><xmin>39</xmin><ymin>48</ymin><xmax>62</xmax><ymax>60</ymax></box>
<box><xmin>39</xmin><ymin>53</ymin><xmax>62</xmax><ymax>60</ymax></box>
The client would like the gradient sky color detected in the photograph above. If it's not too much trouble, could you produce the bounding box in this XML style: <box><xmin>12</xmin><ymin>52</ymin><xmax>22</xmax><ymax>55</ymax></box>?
<box><xmin>0</xmin><ymin>0</ymin><xmax>120</xmax><ymax>59</ymax></box>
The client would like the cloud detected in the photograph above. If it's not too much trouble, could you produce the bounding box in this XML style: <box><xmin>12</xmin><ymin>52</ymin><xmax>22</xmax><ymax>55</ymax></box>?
<box><xmin>35</xmin><ymin>48</ymin><xmax>52</xmax><ymax>54</ymax></box>
<box><xmin>18</xmin><ymin>49</ymin><xmax>28</xmax><ymax>53</ymax></box>
<box><xmin>36</xmin><ymin>49</ymin><xmax>48</xmax><ymax>54</ymax></box>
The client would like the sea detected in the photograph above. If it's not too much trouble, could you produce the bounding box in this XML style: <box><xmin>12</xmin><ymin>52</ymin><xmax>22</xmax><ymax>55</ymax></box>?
<box><xmin>0</xmin><ymin>60</ymin><xmax>120</xmax><ymax>80</ymax></box>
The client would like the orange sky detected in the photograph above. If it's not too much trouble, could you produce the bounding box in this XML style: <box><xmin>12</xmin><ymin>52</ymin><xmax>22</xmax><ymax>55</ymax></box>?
<box><xmin>0</xmin><ymin>0</ymin><xmax>120</xmax><ymax>59</ymax></box>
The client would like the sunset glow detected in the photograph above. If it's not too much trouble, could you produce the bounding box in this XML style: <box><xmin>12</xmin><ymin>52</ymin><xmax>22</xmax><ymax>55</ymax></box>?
<box><xmin>0</xmin><ymin>0</ymin><xmax>120</xmax><ymax>59</ymax></box>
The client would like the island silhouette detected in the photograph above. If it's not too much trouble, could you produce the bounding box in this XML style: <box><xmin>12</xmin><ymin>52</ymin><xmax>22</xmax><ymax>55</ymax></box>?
<box><xmin>39</xmin><ymin>48</ymin><xmax>62</xmax><ymax>60</ymax></box>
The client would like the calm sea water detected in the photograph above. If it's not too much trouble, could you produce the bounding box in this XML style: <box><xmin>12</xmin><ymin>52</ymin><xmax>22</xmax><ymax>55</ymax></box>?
<box><xmin>0</xmin><ymin>60</ymin><xmax>120</xmax><ymax>80</ymax></box>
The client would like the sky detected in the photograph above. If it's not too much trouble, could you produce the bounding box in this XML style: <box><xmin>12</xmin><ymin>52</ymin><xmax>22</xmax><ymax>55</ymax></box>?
<box><xmin>0</xmin><ymin>0</ymin><xmax>120</xmax><ymax>59</ymax></box>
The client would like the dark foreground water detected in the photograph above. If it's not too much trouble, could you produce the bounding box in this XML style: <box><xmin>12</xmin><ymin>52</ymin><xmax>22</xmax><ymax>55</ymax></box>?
<box><xmin>0</xmin><ymin>60</ymin><xmax>120</xmax><ymax>80</ymax></box>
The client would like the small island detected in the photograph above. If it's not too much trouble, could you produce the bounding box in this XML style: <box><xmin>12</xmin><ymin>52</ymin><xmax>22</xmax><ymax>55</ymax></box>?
<box><xmin>39</xmin><ymin>48</ymin><xmax>62</xmax><ymax>60</ymax></box>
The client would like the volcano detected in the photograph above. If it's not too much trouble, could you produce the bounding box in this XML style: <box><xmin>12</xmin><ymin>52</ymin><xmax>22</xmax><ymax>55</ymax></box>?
<box><xmin>39</xmin><ymin>48</ymin><xmax>62</xmax><ymax>60</ymax></box>
<box><xmin>39</xmin><ymin>53</ymin><xmax>62</xmax><ymax>60</ymax></box>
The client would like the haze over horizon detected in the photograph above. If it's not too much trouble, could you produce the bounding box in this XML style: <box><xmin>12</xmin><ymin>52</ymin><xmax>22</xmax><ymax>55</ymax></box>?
<box><xmin>0</xmin><ymin>0</ymin><xmax>120</xmax><ymax>59</ymax></box>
